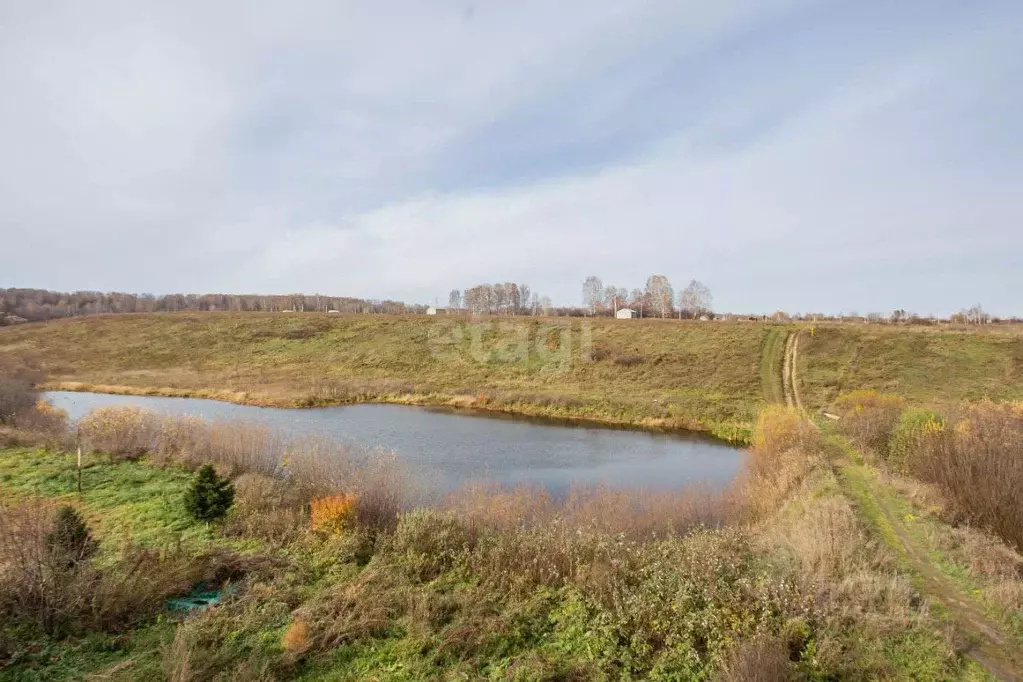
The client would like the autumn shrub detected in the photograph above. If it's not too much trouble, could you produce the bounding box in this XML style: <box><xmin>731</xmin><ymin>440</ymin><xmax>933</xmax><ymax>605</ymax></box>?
<box><xmin>0</xmin><ymin>358</ymin><xmax>41</xmax><ymax>426</ymax></box>
<box><xmin>444</xmin><ymin>482</ymin><xmax>738</xmax><ymax>540</ymax></box>
<box><xmin>833</xmin><ymin>390</ymin><xmax>906</xmax><ymax>454</ymax></box>
<box><xmin>887</xmin><ymin>408</ymin><xmax>943</xmax><ymax>470</ymax></box>
<box><xmin>909</xmin><ymin>401</ymin><xmax>1023</xmax><ymax>551</ymax></box>
<box><xmin>309</xmin><ymin>494</ymin><xmax>357</xmax><ymax>534</ymax></box>
<box><xmin>77</xmin><ymin>406</ymin><xmax>160</xmax><ymax>459</ymax></box>
<box><xmin>388</xmin><ymin>508</ymin><xmax>476</xmax><ymax>581</ymax></box>
<box><xmin>716</xmin><ymin>635</ymin><xmax>796</xmax><ymax>682</ymax></box>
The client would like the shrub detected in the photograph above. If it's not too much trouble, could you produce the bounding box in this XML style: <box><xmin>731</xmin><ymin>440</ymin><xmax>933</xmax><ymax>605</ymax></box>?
<box><xmin>389</xmin><ymin>509</ymin><xmax>475</xmax><ymax>581</ymax></box>
<box><xmin>309</xmin><ymin>494</ymin><xmax>357</xmax><ymax>534</ymax></box>
<box><xmin>716</xmin><ymin>635</ymin><xmax>795</xmax><ymax>682</ymax></box>
<box><xmin>44</xmin><ymin>505</ymin><xmax>96</xmax><ymax>568</ymax></box>
<box><xmin>833</xmin><ymin>390</ymin><xmax>905</xmax><ymax>454</ymax></box>
<box><xmin>0</xmin><ymin>358</ymin><xmax>41</xmax><ymax>426</ymax></box>
<box><xmin>184</xmin><ymin>465</ymin><xmax>235</xmax><ymax>523</ymax></box>
<box><xmin>77</xmin><ymin>406</ymin><xmax>160</xmax><ymax>459</ymax></box>
<box><xmin>887</xmin><ymin>408</ymin><xmax>943</xmax><ymax>470</ymax></box>
<box><xmin>908</xmin><ymin>401</ymin><xmax>1023</xmax><ymax>551</ymax></box>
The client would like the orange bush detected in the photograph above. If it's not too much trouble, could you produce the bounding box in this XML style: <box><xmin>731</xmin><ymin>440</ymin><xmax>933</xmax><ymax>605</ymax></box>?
<box><xmin>282</xmin><ymin>618</ymin><xmax>310</xmax><ymax>656</ymax></box>
<box><xmin>309</xmin><ymin>494</ymin><xmax>357</xmax><ymax>534</ymax></box>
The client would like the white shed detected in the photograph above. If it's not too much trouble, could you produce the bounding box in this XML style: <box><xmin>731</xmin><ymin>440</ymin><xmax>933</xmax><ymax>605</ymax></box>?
<box><xmin>616</xmin><ymin>308</ymin><xmax>637</xmax><ymax>319</ymax></box>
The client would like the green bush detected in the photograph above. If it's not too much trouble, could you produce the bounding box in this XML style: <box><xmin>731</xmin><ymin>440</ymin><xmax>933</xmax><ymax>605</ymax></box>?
<box><xmin>887</xmin><ymin>408</ymin><xmax>944</xmax><ymax>470</ymax></box>
<box><xmin>45</xmin><ymin>505</ymin><xmax>96</xmax><ymax>568</ymax></box>
<box><xmin>184</xmin><ymin>464</ymin><xmax>235</xmax><ymax>522</ymax></box>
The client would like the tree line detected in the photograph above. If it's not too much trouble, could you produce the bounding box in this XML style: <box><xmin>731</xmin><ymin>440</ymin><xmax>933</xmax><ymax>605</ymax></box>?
<box><xmin>581</xmin><ymin>275</ymin><xmax>713</xmax><ymax>318</ymax></box>
<box><xmin>446</xmin><ymin>283</ymin><xmax>557</xmax><ymax>316</ymax></box>
<box><xmin>0</xmin><ymin>288</ymin><xmax>424</xmax><ymax>323</ymax></box>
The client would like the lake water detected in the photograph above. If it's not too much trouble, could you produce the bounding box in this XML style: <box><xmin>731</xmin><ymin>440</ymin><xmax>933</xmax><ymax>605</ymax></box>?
<box><xmin>45</xmin><ymin>391</ymin><xmax>745</xmax><ymax>494</ymax></box>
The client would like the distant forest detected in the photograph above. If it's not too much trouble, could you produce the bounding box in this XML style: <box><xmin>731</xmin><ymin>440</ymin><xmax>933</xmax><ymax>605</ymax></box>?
<box><xmin>0</xmin><ymin>288</ymin><xmax>422</xmax><ymax>322</ymax></box>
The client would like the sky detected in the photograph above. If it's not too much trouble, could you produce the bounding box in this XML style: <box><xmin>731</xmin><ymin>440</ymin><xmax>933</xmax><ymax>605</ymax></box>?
<box><xmin>1</xmin><ymin>1</ymin><xmax>1021</xmax><ymax>315</ymax></box>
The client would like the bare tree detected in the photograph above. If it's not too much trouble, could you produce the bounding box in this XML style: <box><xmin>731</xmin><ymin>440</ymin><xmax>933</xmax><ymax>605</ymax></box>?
<box><xmin>582</xmin><ymin>276</ymin><xmax>604</xmax><ymax>316</ymax></box>
<box><xmin>518</xmin><ymin>284</ymin><xmax>531</xmax><ymax>315</ymax></box>
<box><xmin>678</xmin><ymin>280</ymin><xmax>712</xmax><ymax>319</ymax></box>
<box><xmin>965</xmin><ymin>304</ymin><xmax>988</xmax><ymax>324</ymax></box>
<box><xmin>539</xmin><ymin>296</ymin><xmax>552</xmax><ymax>316</ymax></box>
<box><xmin>629</xmin><ymin>288</ymin><xmax>646</xmax><ymax>318</ymax></box>
<box><xmin>645</xmin><ymin>275</ymin><xmax>674</xmax><ymax>318</ymax></box>
<box><xmin>448</xmin><ymin>289</ymin><xmax>462</xmax><ymax>311</ymax></box>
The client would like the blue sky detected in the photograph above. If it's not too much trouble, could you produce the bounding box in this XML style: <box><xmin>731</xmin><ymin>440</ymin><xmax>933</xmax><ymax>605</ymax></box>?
<box><xmin>1</xmin><ymin>1</ymin><xmax>1021</xmax><ymax>315</ymax></box>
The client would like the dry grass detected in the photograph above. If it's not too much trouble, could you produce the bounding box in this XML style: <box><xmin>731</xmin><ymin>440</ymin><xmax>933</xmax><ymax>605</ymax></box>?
<box><xmin>0</xmin><ymin>312</ymin><xmax>772</xmax><ymax>438</ymax></box>
<box><xmin>909</xmin><ymin>401</ymin><xmax>1023</xmax><ymax>551</ymax></box>
<box><xmin>715</xmin><ymin>635</ymin><xmax>795</xmax><ymax>682</ymax></box>
<box><xmin>833</xmin><ymin>390</ymin><xmax>906</xmax><ymax>455</ymax></box>
<box><xmin>745</xmin><ymin>406</ymin><xmax>822</xmax><ymax>518</ymax></box>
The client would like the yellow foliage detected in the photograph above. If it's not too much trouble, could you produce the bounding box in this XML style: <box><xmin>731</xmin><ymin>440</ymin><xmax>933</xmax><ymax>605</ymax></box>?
<box><xmin>282</xmin><ymin>618</ymin><xmax>310</xmax><ymax>655</ymax></box>
<box><xmin>752</xmin><ymin>406</ymin><xmax>817</xmax><ymax>457</ymax></box>
<box><xmin>309</xmin><ymin>493</ymin><xmax>357</xmax><ymax>534</ymax></box>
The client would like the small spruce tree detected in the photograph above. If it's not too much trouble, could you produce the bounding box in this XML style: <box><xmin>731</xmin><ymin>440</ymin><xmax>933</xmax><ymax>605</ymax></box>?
<box><xmin>45</xmin><ymin>505</ymin><xmax>97</xmax><ymax>568</ymax></box>
<box><xmin>184</xmin><ymin>464</ymin><xmax>235</xmax><ymax>522</ymax></box>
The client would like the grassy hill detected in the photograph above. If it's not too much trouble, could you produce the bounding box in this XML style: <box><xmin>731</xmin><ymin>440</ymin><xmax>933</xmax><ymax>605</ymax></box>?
<box><xmin>1</xmin><ymin>313</ymin><xmax>1021</xmax><ymax>441</ymax></box>
<box><xmin>797</xmin><ymin>323</ymin><xmax>1023</xmax><ymax>409</ymax></box>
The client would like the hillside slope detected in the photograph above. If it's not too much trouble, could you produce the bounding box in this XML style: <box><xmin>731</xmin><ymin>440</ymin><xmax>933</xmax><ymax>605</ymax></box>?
<box><xmin>0</xmin><ymin>314</ymin><xmax>770</xmax><ymax>440</ymax></box>
<box><xmin>2</xmin><ymin>314</ymin><xmax>1021</xmax><ymax>440</ymax></box>
<box><xmin>798</xmin><ymin>324</ymin><xmax>1023</xmax><ymax>410</ymax></box>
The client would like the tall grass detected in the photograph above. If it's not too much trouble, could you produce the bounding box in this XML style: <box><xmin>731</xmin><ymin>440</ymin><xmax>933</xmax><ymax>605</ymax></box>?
<box><xmin>833</xmin><ymin>390</ymin><xmax>905</xmax><ymax>454</ymax></box>
<box><xmin>908</xmin><ymin>401</ymin><xmax>1023</xmax><ymax>552</ymax></box>
<box><xmin>745</xmin><ymin>406</ymin><xmax>821</xmax><ymax>518</ymax></box>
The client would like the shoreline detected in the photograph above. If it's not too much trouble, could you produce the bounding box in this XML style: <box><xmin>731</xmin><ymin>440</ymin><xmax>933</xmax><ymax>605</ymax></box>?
<box><xmin>41</xmin><ymin>381</ymin><xmax>752</xmax><ymax>445</ymax></box>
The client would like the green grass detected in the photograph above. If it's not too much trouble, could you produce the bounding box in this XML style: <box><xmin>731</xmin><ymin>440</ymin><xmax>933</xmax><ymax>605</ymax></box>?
<box><xmin>759</xmin><ymin>326</ymin><xmax>788</xmax><ymax>405</ymax></box>
<box><xmin>0</xmin><ymin>448</ymin><xmax>212</xmax><ymax>548</ymax></box>
<box><xmin>798</xmin><ymin>325</ymin><xmax>1023</xmax><ymax>410</ymax></box>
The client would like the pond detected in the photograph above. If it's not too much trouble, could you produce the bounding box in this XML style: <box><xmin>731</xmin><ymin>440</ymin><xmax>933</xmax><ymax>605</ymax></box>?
<box><xmin>45</xmin><ymin>391</ymin><xmax>745</xmax><ymax>494</ymax></box>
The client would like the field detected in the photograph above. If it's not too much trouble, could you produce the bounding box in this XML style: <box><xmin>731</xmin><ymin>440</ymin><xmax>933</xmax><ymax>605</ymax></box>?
<box><xmin>2</xmin><ymin>314</ymin><xmax>1021</xmax><ymax>444</ymax></box>
<box><xmin>2</xmin><ymin>315</ymin><xmax>1023</xmax><ymax>679</ymax></box>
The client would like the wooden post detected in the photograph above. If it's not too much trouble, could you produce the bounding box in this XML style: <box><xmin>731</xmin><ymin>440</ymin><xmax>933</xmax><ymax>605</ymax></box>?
<box><xmin>77</xmin><ymin>446</ymin><xmax>82</xmax><ymax>495</ymax></box>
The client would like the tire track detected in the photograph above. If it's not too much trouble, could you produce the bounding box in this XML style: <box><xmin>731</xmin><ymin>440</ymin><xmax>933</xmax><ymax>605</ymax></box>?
<box><xmin>785</xmin><ymin>332</ymin><xmax>1023</xmax><ymax>680</ymax></box>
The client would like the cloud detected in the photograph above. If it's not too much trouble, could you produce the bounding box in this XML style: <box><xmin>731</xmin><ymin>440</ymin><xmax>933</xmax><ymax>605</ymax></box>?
<box><xmin>1</xmin><ymin>0</ymin><xmax>1021</xmax><ymax>315</ymax></box>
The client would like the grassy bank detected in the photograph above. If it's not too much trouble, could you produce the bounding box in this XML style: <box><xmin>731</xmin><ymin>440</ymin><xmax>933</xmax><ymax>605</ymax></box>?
<box><xmin>1</xmin><ymin>313</ymin><xmax>771</xmax><ymax>442</ymax></box>
<box><xmin>4</xmin><ymin>314</ymin><xmax>1021</xmax><ymax>443</ymax></box>
<box><xmin>0</xmin><ymin>408</ymin><xmax>994</xmax><ymax>680</ymax></box>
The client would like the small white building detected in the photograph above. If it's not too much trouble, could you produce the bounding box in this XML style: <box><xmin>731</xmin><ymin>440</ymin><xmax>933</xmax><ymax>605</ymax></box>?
<box><xmin>426</xmin><ymin>306</ymin><xmax>447</xmax><ymax>316</ymax></box>
<box><xmin>616</xmin><ymin>308</ymin><xmax>637</xmax><ymax>319</ymax></box>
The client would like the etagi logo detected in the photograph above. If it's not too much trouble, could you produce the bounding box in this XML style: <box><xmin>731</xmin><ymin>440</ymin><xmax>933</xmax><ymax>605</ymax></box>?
<box><xmin>427</xmin><ymin>319</ymin><xmax>593</xmax><ymax>374</ymax></box>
